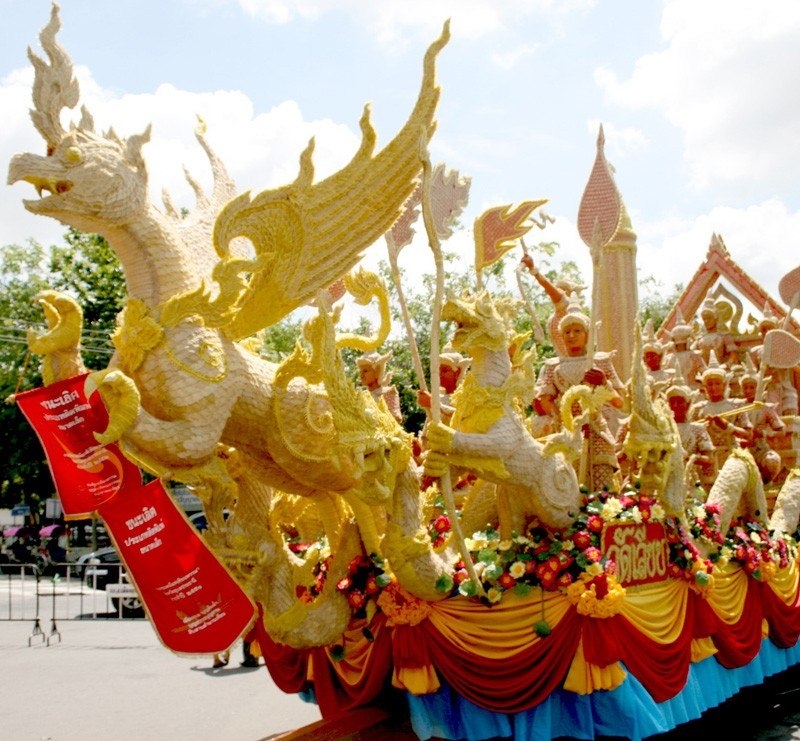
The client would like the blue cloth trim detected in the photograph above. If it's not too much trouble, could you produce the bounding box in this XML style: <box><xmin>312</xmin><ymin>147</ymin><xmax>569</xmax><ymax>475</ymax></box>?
<box><xmin>408</xmin><ymin>639</ymin><xmax>800</xmax><ymax>740</ymax></box>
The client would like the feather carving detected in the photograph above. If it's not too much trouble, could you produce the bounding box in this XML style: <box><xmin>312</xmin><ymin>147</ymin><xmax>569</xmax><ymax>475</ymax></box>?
<box><xmin>214</xmin><ymin>22</ymin><xmax>450</xmax><ymax>340</ymax></box>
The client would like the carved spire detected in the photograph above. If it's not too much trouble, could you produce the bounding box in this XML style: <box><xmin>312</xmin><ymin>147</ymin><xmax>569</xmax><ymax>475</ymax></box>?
<box><xmin>28</xmin><ymin>4</ymin><xmax>80</xmax><ymax>152</ymax></box>
<box><xmin>577</xmin><ymin>124</ymin><xmax>621</xmax><ymax>250</ymax></box>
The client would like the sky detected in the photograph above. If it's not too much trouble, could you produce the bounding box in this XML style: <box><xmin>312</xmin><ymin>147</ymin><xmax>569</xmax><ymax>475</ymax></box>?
<box><xmin>2</xmin><ymin>0</ymin><xmax>800</xmax><ymax>323</ymax></box>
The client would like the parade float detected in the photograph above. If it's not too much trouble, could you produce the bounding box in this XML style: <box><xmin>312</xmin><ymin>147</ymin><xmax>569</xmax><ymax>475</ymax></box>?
<box><xmin>9</xmin><ymin>6</ymin><xmax>800</xmax><ymax>740</ymax></box>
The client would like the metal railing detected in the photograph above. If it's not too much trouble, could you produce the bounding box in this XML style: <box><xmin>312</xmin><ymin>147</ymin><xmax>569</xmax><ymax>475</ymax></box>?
<box><xmin>0</xmin><ymin>561</ymin><xmax>144</xmax><ymax>645</ymax></box>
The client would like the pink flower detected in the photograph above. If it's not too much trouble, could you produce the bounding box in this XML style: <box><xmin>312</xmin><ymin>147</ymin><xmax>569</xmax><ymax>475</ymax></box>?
<box><xmin>584</xmin><ymin>546</ymin><xmax>602</xmax><ymax>563</ymax></box>
<box><xmin>556</xmin><ymin>572</ymin><xmax>574</xmax><ymax>588</ymax></box>
<box><xmin>587</xmin><ymin>515</ymin><xmax>604</xmax><ymax>533</ymax></box>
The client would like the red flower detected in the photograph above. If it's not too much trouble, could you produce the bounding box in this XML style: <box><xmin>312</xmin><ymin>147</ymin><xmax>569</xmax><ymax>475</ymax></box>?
<box><xmin>453</xmin><ymin>569</ymin><xmax>469</xmax><ymax>585</ymax></box>
<box><xmin>365</xmin><ymin>575</ymin><xmax>380</xmax><ymax>595</ymax></box>
<box><xmin>573</xmin><ymin>530</ymin><xmax>592</xmax><ymax>550</ymax></box>
<box><xmin>498</xmin><ymin>572</ymin><xmax>516</xmax><ymax>589</ymax></box>
<box><xmin>336</xmin><ymin>576</ymin><xmax>352</xmax><ymax>591</ymax></box>
<box><xmin>587</xmin><ymin>515</ymin><xmax>604</xmax><ymax>533</ymax></box>
<box><xmin>433</xmin><ymin>515</ymin><xmax>451</xmax><ymax>533</ymax></box>
<box><xmin>540</xmin><ymin>570</ymin><xmax>558</xmax><ymax>590</ymax></box>
<box><xmin>347</xmin><ymin>590</ymin><xmax>366</xmax><ymax>610</ymax></box>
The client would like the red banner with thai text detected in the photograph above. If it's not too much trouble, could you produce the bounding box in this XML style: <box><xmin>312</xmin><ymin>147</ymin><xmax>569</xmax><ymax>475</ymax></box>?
<box><xmin>14</xmin><ymin>373</ymin><xmax>141</xmax><ymax>517</ymax></box>
<box><xmin>100</xmin><ymin>479</ymin><xmax>255</xmax><ymax>654</ymax></box>
<box><xmin>601</xmin><ymin>521</ymin><xmax>670</xmax><ymax>587</ymax></box>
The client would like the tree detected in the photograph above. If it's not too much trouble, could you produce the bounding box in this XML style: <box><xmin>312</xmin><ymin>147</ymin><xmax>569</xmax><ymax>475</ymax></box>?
<box><xmin>0</xmin><ymin>241</ymin><xmax>59</xmax><ymax>512</ymax></box>
<box><xmin>0</xmin><ymin>230</ymin><xmax>123</xmax><ymax>512</ymax></box>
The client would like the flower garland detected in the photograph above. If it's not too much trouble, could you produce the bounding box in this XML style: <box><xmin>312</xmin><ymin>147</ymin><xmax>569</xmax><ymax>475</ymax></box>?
<box><xmin>292</xmin><ymin>482</ymin><xmax>798</xmax><ymax>629</ymax></box>
<box><xmin>335</xmin><ymin>553</ymin><xmax>393</xmax><ymax>619</ymax></box>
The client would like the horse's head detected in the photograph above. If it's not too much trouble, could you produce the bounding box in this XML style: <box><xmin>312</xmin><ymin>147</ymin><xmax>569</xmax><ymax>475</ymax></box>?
<box><xmin>442</xmin><ymin>291</ymin><xmax>508</xmax><ymax>355</ymax></box>
<box><xmin>7</xmin><ymin>6</ymin><xmax>150</xmax><ymax>233</ymax></box>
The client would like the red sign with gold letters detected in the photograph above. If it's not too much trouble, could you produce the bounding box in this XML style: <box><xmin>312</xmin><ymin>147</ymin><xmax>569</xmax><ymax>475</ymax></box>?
<box><xmin>601</xmin><ymin>522</ymin><xmax>670</xmax><ymax>587</ymax></box>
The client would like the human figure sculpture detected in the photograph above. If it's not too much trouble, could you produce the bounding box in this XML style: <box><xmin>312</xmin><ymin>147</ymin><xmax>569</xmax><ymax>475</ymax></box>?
<box><xmin>739</xmin><ymin>364</ymin><xmax>785</xmax><ymax>483</ymax></box>
<box><xmin>693</xmin><ymin>296</ymin><xmax>739</xmax><ymax>367</ymax></box>
<box><xmin>662</xmin><ymin>307</ymin><xmax>706</xmax><ymax>390</ymax></box>
<box><xmin>727</xmin><ymin>363</ymin><xmax>745</xmax><ymax>400</ymax></box>
<box><xmin>665</xmin><ymin>384</ymin><xmax>715</xmax><ymax>489</ymax></box>
<box><xmin>356</xmin><ymin>351</ymin><xmax>403</xmax><ymax>424</ymax></box>
<box><xmin>519</xmin><ymin>254</ymin><xmax>586</xmax><ymax>358</ymax></box>
<box><xmin>533</xmin><ymin>295</ymin><xmax>625</xmax><ymax>491</ymax></box>
<box><xmin>416</xmin><ymin>347</ymin><xmax>470</xmax><ymax>425</ymax></box>
<box><xmin>640</xmin><ymin>318</ymin><xmax>674</xmax><ymax>396</ymax></box>
<box><xmin>690</xmin><ymin>354</ymin><xmax>752</xmax><ymax>477</ymax></box>
<box><xmin>750</xmin><ymin>305</ymin><xmax>800</xmax><ymax>416</ymax></box>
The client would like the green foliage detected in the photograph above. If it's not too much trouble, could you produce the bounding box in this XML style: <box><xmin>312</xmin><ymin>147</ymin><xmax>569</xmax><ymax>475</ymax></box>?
<box><xmin>0</xmin><ymin>230</ymin><xmax>124</xmax><ymax>512</ymax></box>
<box><xmin>639</xmin><ymin>275</ymin><xmax>683</xmax><ymax>332</ymax></box>
<box><xmin>258</xmin><ymin>316</ymin><xmax>306</xmax><ymax>362</ymax></box>
<box><xmin>50</xmin><ymin>229</ymin><xmax>126</xmax><ymax>369</ymax></box>
<box><xmin>0</xmin><ymin>241</ymin><xmax>56</xmax><ymax>511</ymax></box>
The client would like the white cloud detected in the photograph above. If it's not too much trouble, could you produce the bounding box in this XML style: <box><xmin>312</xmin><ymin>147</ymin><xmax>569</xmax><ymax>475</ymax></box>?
<box><xmin>491</xmin><ymin>43</ymin><xmax>540</xmax><ymax>71</ymax></box>
<box><xmin>594</xmin><ymin>0</ymin><xmax>800</xmax><ymax>198</ymax></box>
<box><xmin>231</xmin><ymin>0</ymin><xmax>595</xmax><ymax>44</ymax></box>
<box><xmin>586</xmin><ymin>120</ymin><xmax>648</xmax><ymax>160</ymax></box>
<box><xmin>634</xmin><ymin>199</ymin><xmax>800</xmax><ymax>301</ymax></box>
<box><xmin>1</xmin><ymin>65</ymin><xmax>361</xmax><ymax>249</ymax></box>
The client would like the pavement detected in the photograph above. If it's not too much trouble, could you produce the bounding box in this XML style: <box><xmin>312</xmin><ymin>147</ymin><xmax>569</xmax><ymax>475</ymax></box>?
<box><xmin>0</xmin><ymin>617</ymin><xmax>322</xmax><ymax>741</ymax></box>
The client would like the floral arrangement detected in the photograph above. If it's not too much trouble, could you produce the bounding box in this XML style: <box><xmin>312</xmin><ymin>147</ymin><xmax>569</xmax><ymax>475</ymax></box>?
<box><xmin>297</xmin><ymin>484</ymin><xmax>798</xmax><ymax>627</ymax></box>
<box><xmin>722</xmin><ymin>516</ymin><xmax>792</xmax><ymax>582</ymax></box>
<box><xmin>432</xmin><ymin>487</ymin><xmax>663</xmax><ymax>605</ymax></box>
<box><xmin>335</xmin><ymin>553</ymin><xmax>392</xmax><ymax>619</ymax></box>
<box><xmin>664</xmin><ymin>500</ymin><xmax>721</xmax><ymax>588</ymax></box>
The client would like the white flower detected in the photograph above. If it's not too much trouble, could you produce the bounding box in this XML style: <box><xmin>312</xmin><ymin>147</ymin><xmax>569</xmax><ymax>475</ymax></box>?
<box><xmin>467</xmin><ymin>537</ymin><xmax>487</xmax><ymax>551</ymax></box>
<box><xmin>651</xmin><ymin>504</ymin><xmax>666</xmax><ymax>522</ymax></box>
<box><xmin>498</xmin><ymin>540</ymin><xmax>513</xmax><ymax>552</ymax></box>
<box><xmin>629</xmin><ymin>506</ymin><xmax>643</xmax><ymax>524</ymax></box>
<box><xmin>751</xmin><ymin>532</ymin><xmax>762</xmax><ymax>545</ymax></box>
<box><xmin>487</xmin><ymin>587</ymin><xmax>503</xmax><ymax>603</ymax></box>
<box><xmin>692</xmin><ymin>505</ymin><xmax>706</xmax><ymax>521</ymax></box>
<box><xmin>509</xmin><ymin>561</ymin><xmax>527</xmax><ymax>579</ymax></box>
<box><xmin>586</xmin><ymin>562</ymin><xmax>603</xmax><ymax>577</ymax></box>
<box><xmin>601</xmin><ymin>498</ymin><xmax>623</xmax><ymax>521</ymax></box>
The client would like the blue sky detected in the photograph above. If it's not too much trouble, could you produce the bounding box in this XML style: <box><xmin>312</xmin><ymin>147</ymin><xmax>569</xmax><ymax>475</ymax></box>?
<box><xmin>3</xmin><ymin>0</ymin><xmax>800</xmax><ymax>318</ymax></box>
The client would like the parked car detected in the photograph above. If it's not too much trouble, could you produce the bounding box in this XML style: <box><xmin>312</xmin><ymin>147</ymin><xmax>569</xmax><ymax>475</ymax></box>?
<box><xmin>83</xmin><ymin>547</ymin><xmax>143</xmax><ymax>616</ymax></box>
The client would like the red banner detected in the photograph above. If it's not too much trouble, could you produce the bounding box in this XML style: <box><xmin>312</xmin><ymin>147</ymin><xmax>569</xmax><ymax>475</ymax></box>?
<box><xmin>100</xmin><ymin>479</ymin><xmax>255</xmax><ymax>654</ymax></box>
<box><xmin>14</xmin><ymin>373</ymin><xmax>141</xmax><ymax>517</ymax></box>
<box><xmin>601</xmin><ymin>522</ymin><xmax>670</xmax><ymax>587</ymax></box>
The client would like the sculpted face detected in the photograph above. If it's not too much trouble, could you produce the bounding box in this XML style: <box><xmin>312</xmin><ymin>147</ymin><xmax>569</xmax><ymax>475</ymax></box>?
<box><xmin>703</xmin><ymin>375</ymin><xmax>726</xmax><ymax>402</ymax></box>
<box><xmin>643</xmin><ymin>350</ymin><xmax>662</xmax><ymax>371</ymax></box>
<box><xmin>563</xmin><ymin>322</ymin><xmax>588</xmax><ymax>356</ymax></box>
<box><xmin>439</xmin><ymin>364</ymin><xmax>460</xmax><ymax>394</ymax></box>
<box><xmin>358</xmin><ymin>365</ymin><xmax>380</xmax><ymax>390</ymax></box>
<box><xmin>668</xmin><ymin>395</ymin><xmax>689</xmax><ymax>423</ymax></box>
<box><xmin>701</xmin><ymin>310</ymin><xmax>717</xmax><ymax>332</ymax></box>
<box><xmin>742</xmin><ymin>378</ymin><xmax>757</xmax><ymax>402</ymax></box>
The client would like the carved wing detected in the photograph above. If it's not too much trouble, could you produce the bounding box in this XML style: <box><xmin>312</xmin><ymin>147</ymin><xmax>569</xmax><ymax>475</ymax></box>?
<box><xmin>214</xmin><ymin>23</ymin><xmax>449</xmax><ymax>340</ymax></box>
